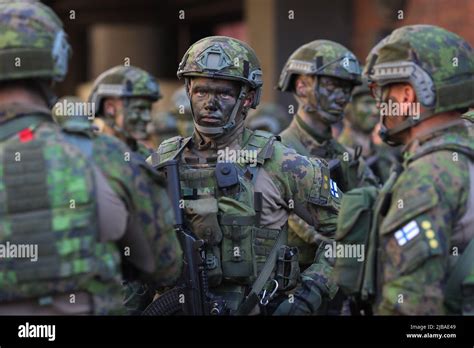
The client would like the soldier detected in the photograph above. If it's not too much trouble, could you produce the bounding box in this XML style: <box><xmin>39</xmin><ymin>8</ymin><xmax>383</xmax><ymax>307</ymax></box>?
<box><xmin>89</xmin><ymin>65</ymin><xmax>162</xmax><ymax>158</ymax></box>
<box><xmin>0</xmin><ymin>0</ymin><xmax>181</xmax><ymax>315</ymax></box>
<box><xmin>148</xmin><ymin>36</ymin><xmax>343</xmax><ymax>315</ymax></box>
<box><xmin>276</xmin><ymin>41</ymin><xmax>378</xmax><ymax>310</ymax></box>
<box><xmin>339</xmin><ymin>78</ymin><xmax>401</xmax><ymax>183</ymax></box>
<box><xmin>335</xmin><ymin>25</ymin><xmax>474</xmax><ymax>315</ymax></box>
<box><xmin>245</xmin><ymin>103</ymin><xmax>291</xmax><ymax>135</ymax></box>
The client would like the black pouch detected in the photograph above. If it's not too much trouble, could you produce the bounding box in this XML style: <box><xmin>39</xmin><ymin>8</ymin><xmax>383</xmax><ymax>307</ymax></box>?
<box><xmin>275</xmin><ymin>245</ymin><xmax>300</xmax><ymax>291</ymax></box>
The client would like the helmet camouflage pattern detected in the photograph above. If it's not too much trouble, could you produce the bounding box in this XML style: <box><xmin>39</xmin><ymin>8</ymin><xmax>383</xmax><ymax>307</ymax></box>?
<box><xmin>366</xmin><ymin>25</ymin><xmax>474</xmax><ymax>114</ymax></box>
<box><xmin>177</xmin><ymin>36</ymin><xmax>263</xmax><ymax>109</ymax></box>
<box><xmin>89</xmin><ymin>65</ymin><xmax>162</xmax><ymax>115</ymax></box>
<box><xmin>278</xmin><ymin>40</ymin><xmax>362</xmax><ymax>92</ymax></box>
<box><xmin>0</xmin><ymin>0</ymin><xmax>71</xmax><ymax>82</ymax></box>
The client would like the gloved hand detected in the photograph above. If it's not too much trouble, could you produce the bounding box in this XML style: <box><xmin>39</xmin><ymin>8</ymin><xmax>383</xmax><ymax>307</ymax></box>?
<box><xmin>272</xmin><ymin>290</ymin><xmax>321</xmax><ymax>315</ymax></box>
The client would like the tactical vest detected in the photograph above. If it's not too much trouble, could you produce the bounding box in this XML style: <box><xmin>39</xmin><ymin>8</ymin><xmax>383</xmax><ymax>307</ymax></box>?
<box><xmin>154</xmin><ymin>130</ymin><xmax>298</xmax><ymax>312</ymax></box>
<box><xmin>0</xmin><ymin>115</ymin><xmax>123</xmax><ymax>314</ymax></box>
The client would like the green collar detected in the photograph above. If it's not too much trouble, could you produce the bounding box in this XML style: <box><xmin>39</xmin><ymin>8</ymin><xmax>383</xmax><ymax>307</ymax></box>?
<box><xmin>295</xmin><ymin>114</ymin><xmax>332</xmax><ymax>143</ymax></box>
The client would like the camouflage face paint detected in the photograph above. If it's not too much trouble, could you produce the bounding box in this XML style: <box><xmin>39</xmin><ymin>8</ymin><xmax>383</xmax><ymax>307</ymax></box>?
<box><xmin>353</xmin><ymin>94</ymin><xmax>379</xmax><ymax>133</ymax></box>
<box><xmin>189</xmin><ymin>78</ymin><xmax>240</xmax><ymax>128</ymax></box>
<box><xmin>123</xmin><ymin>98</ymin><xmax>153</xmax><ymax>140</ymax></box>
<box><xmin>314</xmin><ymin>76</ymin><xmax>353</xmax><ymax>124</ymax></box>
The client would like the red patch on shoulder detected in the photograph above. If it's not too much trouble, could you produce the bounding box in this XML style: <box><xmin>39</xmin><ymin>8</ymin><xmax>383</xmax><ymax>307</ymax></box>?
<box><xmin>18</xmin><ymin>128</ymin><xmax>34</xmax><ymax>142</ymax></box>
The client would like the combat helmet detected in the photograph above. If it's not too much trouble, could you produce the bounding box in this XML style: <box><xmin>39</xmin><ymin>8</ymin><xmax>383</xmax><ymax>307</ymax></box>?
<box><xmin>0</xmin><ymin>0</ymin><xmax>71</xmax><ymax>83</ymax></box>
<box><xmin>365</xmin><ymin>25</ymin><xmax>474</xmax><ymax>144</ymax></box>
<box><xmin>177</xmin><ymin>36</ymin><xmax>263</xmax><ymax>135</ymax></box>
<box><xmin>89</xmin><ymin>65</ymin><xmax>161</xmax><ymax>116</ymax></box>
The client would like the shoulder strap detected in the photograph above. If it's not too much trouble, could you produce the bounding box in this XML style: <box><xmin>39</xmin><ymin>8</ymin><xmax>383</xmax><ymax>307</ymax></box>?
<box><xmin>243</xmin><ymin>129</ymin><xmax>279</xmax><ymax>165</ymax></box>
<box><xmin>0</xmin><ymin>114</ymin><xmax>50</xmax><ymax>142</ymax></box>
<box><xmin>150</xmin><ymin>136</ymin><xmax>191</xmax><ymax>167</ymax></box>
<box><xmin>408</xmin><ymin>143</ymin><xmax>474</xmax><ymax>164</ymax></box>
<box><xmin>235</xmin><ymin>228</ymin><xmax>287</xmax><ymax>315</ymax></box>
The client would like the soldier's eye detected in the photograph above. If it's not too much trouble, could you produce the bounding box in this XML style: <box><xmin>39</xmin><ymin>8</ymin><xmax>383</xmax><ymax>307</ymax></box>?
<box><xmin>220</xmin><ymin>92</ymin><xmax>232</xmax><ymax>99</ymax></box>
<box><xmin>196</xmin><ymin>90</ymin><xmax>206</xmax><ymax>97</ymax></box>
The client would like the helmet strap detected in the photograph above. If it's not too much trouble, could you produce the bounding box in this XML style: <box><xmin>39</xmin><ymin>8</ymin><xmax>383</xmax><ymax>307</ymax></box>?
<box><xmin>379</xmin><ymin>109</ymin><xmax>435</xmax><ymax>145</ymax></box>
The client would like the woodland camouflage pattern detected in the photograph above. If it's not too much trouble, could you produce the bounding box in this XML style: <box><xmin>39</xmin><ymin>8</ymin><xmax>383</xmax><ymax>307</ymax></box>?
<box><xmin>280</xmin><ymin>115</ymin><xmax>378</xmax><ymax>265</ymax></box>
<box><xmin>372</xmin><ymin>25</ymin><xmax>474</xmax><ymax>315</ymax></box>
<box><xmin>0</xmin><ymin>0</ymin><xmax>71</xmax><ymax>81</ymax></box>
<box><xmin>177</xmin><ymin>36</ymin><xmax>262</xmax><ymax>90</ymax></box>
<box><xmin>377</xmin><ymin>123</ymin><xmax>474</xmax><ymax>314</ymax></box>
<box><xmin>0</xmin><ymin>105</ymin><xmax>182</xmax><ymax>314</ymax></box>
<box><xmin>0</xmin><ymin>0</ymin><xmax>181</xmax><ymax>314</ymax></box>
<box><xmin>278</xmin><ymin>40</ymin><xmax>361</xmax><ymax>92</ymax></box>
<box><xmin>89</xmin><ymin>65</ymin><xmax>162</xmax><ymax>115</ymax></box>
<box><xmin>371</xmin><ymin>25</ymin><xmax>474</xmax><ymax>113</ymax></box>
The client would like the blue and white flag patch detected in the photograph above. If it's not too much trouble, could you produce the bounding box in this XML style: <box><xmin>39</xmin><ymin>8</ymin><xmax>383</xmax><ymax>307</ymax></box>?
<box><xmin>394</xmin><ymin>220</ymin><xmax>420</xmax><ymax>246</ymax></box>
<box><xmin>330</xmin><ymin>179</ymin><xmax>339</xmax><ymax>198</ymax></box>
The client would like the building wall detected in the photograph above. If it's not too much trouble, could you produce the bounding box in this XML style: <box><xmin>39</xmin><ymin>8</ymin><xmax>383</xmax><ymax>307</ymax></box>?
<box><xmin>353</xmin><ymin>0</ymin><xmax>474</xmax><ymax>62</ymax></box>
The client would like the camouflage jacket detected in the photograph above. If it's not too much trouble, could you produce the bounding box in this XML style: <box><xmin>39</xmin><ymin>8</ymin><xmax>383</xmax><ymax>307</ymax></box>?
<box><xmin>0</xmin><ymin>104</ymin><xmax>181</xmax><ymax>313</ymax></box>
<box><xmin>376</xmin><ymin>121</ymin><xmax>474</xmax><ymax>315</ymax></box>
<box><xmin>149</xmin><ymin>127</ymin><xmax>342</xmax><ymax>313</ymax></box>
<box><xmin>280</xmin><ymin>115</ymin><xmax>378</xmax><ymax>266</ymax></box>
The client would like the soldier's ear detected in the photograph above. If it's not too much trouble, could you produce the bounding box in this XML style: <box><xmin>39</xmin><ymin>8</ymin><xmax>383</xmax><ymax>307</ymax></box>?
<box><xmin>295</xmin><ymin>76</ymin><xmax>310</xmax><ymax>98</ymax></box>
<box><xmin>243</xmin><ymin>90</ymin><xmax>255</xmax><ymax>108</ymax></box>
<box><xmin>104</xmin><ymin>98</ymin><xmax>119</xmax><ymax>117</ymax></box>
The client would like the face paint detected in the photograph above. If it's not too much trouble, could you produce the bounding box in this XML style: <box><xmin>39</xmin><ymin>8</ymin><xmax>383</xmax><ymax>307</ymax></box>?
<box><xmin>189</xmin><ymin>78</ymin><xmax>241</xmax><ymax>136</ymax></box>
<box><xmin>353</xmin><ymin>94</ymin><xmax>379</xmax><ymax>133</ymax></box>
<box><xmin>123</xmin><ymin>98</ymin><xmax>153</xmax><ymax>140</ymax></box>
<box><xmin>314</xmin><ymin>76</ymin><xmax>353</xmax><ymax>124</ymax></box>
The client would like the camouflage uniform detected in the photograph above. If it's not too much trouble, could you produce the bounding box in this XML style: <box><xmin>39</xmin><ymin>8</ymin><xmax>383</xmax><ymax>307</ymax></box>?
<box><xmin>148</xmin><ymin>36</ymin><xmax>343</xmax><ymax>315</ymax></box>
<box><xmin>89</xmin><ymin>65</ymin><xmax>162</xmax><ymax>158</ymax></box>
<box><xmin>338</xmin><ymin>78</ymin><xmax>401</xmax><ymax>183</ymax></box>
<box><xmin>245</xmin><ymin>103</ymin><xmax>291</xmax><ymax>135</ymax></box>
<box><xmin>0</xmin><ymin>0</ymin><xmax>181</xmax><ymax>315</ymax></box>
<box><xmin>365</xmin><ymin>25</ymin><xmax>474</xmax><ymax>315</ymax></box>
<box><xmin>277</xmin><ymin>41</ymin><xmax>378</xmax><ymax>271</ymax></box>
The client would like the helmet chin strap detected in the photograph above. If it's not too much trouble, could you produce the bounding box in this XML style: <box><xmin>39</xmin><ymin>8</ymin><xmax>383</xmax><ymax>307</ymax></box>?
<box><xmin>379</xmin><ymin>109</ymin><xmax>435</xmax><ymax>146</ymax></box>
<box><xmin>193</xmin><ymin>85</ymin><xmax>248</xmax><ymax>136</ymax></box>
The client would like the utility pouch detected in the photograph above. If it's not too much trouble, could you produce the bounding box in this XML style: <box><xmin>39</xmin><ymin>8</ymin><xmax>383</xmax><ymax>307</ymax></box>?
<box><xmin>275</xmin><ymin>245</ymin><xmax>300</xmax><ymax>291</ymax></box>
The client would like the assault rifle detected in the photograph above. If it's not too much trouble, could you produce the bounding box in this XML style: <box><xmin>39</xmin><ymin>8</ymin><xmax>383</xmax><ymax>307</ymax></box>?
<box><xmin>142</xmin><ymin>160</ymin><xmax>225</xmax><ymax>315</ymax></box>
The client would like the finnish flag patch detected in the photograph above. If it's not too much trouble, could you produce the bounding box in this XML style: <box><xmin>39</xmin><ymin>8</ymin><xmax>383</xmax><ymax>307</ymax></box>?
<box><xmin>394</xmin><ymin>220</ymin><xmax>420</xmax><ymax>246</ymax></box>
<box><xmin>330</xmin><ymin>179</ymin><xmax>339</xmax><ymax>198</ymax></box>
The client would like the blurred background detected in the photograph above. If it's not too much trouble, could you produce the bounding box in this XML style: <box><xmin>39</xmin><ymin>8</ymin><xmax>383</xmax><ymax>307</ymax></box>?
<box><xmin>43</xmin><ymin>0</ymin><xmax>474</xmax><ymax>113</ymax></box>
